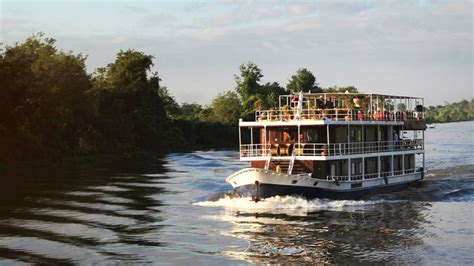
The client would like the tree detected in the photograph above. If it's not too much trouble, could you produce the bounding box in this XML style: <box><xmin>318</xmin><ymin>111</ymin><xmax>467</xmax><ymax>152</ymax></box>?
<box><xmin>209</xmin><ymin>91</ymin><xmax>242</xmax><ymax>124</ymax></box>
<box><xmin>158</xmin><ymin>86</ymin><xmax>180</xmax><ymax>119</ymax></box>
<box><xmin>286</xmin><ymin>68</ymin><xmax>322</xmax><ymax>93</ymax></box>
<box><xmin>325</xmin><ymin>86</ymin><xmax>358</xmax><ymax>93</ymax></box>
<box><xmin>92</xmin><ymin>49</ymin><xmax>170</xmax><ymax>151</ymax></box>
<box><xmin>260</xmin><ymin>82</ymin><xmax>287</xmax><ymax>109</ymax></box>
<box><xmin>235</xmin><ymin>62</ymin><xmax>263</xmax><ymax>108</ymax></box>
<box><xmin>178</xmin><ymin>102</ymin><xmax>207</xmax><ymax>121</ymax></box>
<box><xmin>397</xmin><ymin>103</ymin><xmax>407</xmax><ymax>112</ymax></box>
<box><xmin>0</xmin><ymin>33</ymin><xmax>95</xmax><ymax>160</ymax></box>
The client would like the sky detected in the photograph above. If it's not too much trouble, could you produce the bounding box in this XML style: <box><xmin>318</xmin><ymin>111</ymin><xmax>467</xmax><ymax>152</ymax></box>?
<box><xmin>1</xmin><ymin>0</ymin><xmax>473</xmax><ymax>106</ymax></box>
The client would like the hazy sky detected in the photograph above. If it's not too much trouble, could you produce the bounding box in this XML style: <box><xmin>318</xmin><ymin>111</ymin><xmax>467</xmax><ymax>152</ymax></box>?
<box><xmin>1</xmin><ymin>0</ymin><xmax>473</xmax><ymax>106</ymax></box>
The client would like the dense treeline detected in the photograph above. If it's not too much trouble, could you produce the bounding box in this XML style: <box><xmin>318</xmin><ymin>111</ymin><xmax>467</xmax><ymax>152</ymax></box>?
<box><xmin>425</xmin><ymin>100</ymin><xmax>474</xmax><ymax>123</ymax></box>
<box><xmin>0</xmin><ymin>34</ymin><xmax>363</xmax><ymax>162</ymax></box>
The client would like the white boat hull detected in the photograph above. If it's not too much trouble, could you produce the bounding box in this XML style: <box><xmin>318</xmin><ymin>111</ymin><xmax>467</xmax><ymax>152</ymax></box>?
<box><xmin>226</xmin><ymin>168</ymin><xmax>423</xmax><ymax>200</ymax></box>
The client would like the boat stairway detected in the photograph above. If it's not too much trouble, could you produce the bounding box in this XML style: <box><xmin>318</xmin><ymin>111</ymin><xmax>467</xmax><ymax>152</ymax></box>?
<box><xmin>268</xmin><ymin>160</ymin><xmax>306</xmax><ymax>174</ymax></box>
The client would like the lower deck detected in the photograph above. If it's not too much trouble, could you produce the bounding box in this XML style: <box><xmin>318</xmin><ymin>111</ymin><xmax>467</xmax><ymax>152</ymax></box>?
<box><xmin>251</xmin><ymin>153</ymin><xmax>421</xmax><ymax>182</ymax></box>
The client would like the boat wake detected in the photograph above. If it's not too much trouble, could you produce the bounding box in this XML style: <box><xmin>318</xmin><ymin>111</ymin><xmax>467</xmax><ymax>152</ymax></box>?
<box><xmin>195</xmin><ymin>195</ymin><xmax>387</xmax><ymax>212</ymax></box>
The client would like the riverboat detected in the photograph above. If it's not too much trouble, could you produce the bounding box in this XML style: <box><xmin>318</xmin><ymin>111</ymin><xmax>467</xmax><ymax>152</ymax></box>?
<box><xmin>226</xmin><ymin>92</ymin><xmax>427</xmax><ymax>200</ymax></box>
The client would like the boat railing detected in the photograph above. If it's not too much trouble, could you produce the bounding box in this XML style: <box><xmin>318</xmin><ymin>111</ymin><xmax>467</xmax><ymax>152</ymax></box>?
<box><xmin>240</xmin><ymin>140</ymin><xmax>423</xmax><ymax>158</ymax></box>
<box><xmin>325</xmin><ymin>168</ymin><xmax>420</xmax><ymax>182</ymax></box>
<box><xmin>240</xmin><ymin>144</ymin><xmax>271</xmax><ymax>158</ymax></box>
<box><xmin>255</xmin><ymin>108</ymin><xmax>424</xmax><ymax>122</ymax></box>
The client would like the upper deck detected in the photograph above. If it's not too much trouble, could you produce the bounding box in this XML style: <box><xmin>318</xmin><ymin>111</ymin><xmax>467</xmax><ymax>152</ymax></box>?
<box><xmin>243</xmin><ymin>92</ymin><xmax>425</xmax><ymax>128</ymax></box>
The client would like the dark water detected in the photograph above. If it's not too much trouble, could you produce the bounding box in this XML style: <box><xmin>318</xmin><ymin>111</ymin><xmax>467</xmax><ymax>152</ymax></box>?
<box><xmin>0</xmin><ymin>121</ymin><xmax>473</xmax><ymax>264</ymax></box>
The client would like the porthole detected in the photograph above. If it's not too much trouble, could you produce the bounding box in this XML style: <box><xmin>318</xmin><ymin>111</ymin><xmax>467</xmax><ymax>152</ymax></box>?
<box><xmin>292</xmin><ymin>180</ymin><xmax>297</xmax><ymax>184</ymax></box>
<box><xmin>313</xmin><ymin>181</ymin><xmax>318</xmax><ymax>186</ymax></box>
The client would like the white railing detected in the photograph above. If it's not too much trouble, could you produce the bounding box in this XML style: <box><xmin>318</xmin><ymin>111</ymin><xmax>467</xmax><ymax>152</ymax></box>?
<box><xmin>240</xmin><ymin>140</ymin><xmax>423</xmax><ymax>158</ymax></box>
<box><xmin>255</xmin><ymin>108</ymin><xmax>424</xmax><ymax>122</ymax></box>
<box><xmin>325</xmin><ymin>168</ymin><xmax>420</xmax><ymax>182</ymax></box>
<box><xmin>240</xmin><ymin>144</ymin><xmax>271</xmax><ymax>158</ymax></box>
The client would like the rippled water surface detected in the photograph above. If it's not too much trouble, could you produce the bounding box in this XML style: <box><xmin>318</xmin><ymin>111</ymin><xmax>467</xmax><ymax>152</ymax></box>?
<box><xmin>1</xmin><ymin>121</ymin><xmax>473</xmax><ymax>264</ymax></box>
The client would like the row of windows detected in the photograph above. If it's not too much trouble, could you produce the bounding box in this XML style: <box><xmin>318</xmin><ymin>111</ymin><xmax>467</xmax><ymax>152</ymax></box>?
<box><xmin>324</xmin><ymin>155</ymin><xmax>415</xmax><ymax>176</ymax></box>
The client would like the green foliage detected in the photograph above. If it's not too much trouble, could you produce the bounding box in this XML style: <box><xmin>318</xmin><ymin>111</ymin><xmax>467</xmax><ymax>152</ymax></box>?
<box><xmin>260</xmin><ymin>82</ymin><xmax>287</xmax><ymax>109</ymax></box>
<box><xmin>158</xmin><ymin>86</ymin><xmax>180</xmax><ymax>119</ymax></box>
<box><xmin>235</xmin><ymin>62</ymin><xmax>263</xmax><ymax>99</ymax></box>
<box><xmin>286</xmin><ymin>68</ymin><xmax>322</xmax><ymax>93</ymax></box>
<box><xmin>0</xmin><ymin>33</ymin><xmax>94</xmax><ymax>160</ymax></box>
<box><xmin>425</xmin><ymin>99</ymin><xmax>474</xmax><ymax>123</ymax></box>
<box><xmin>9</xmin><ymin>34</ymin><xmax>468</xmax><ymax>163</ymax></box>
<box><xmin>234</xmin><ymin>62</ymin><xmax>287</xmax><ymax>119</ymax></box>
<box><xmin>91</xmin><ymin>49</ymin><xmax>170</xmax><ymax>152</ymax></box>
<box><xmin>177</xmin><ymin>102</ymin><xmax>207</xmax><ymax>121</ymax></box>
<box><xmin>209</xmin><ymin>91</ymin><xmax>242</xmax><ymax>124</ymax></box>
<box><xmin>324</xmin><ymin>86</ymin><xmax>358</xmax><ymax>93</ymax></box>
<box><xmin>0</xmin><ymin>34</ymin><xmax>240</xmax><ymax>162</ymax></box>
<box><xmin>397</xmin><ymin>103</ymin><xmax>407</xmax><ymax>112</ymax></box>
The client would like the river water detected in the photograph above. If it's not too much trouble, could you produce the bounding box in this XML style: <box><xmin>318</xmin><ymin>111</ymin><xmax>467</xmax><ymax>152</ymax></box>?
<box><xmin>0</xmin><ymin>121</ymin><xmax>473</xmax><ymax>264</ymax></box>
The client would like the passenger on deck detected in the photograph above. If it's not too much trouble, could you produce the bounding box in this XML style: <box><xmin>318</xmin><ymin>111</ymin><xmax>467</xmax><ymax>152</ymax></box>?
<box><xmin>326</xmin><ymin>98</ymin><xmax>334</xmax><ymax>109</ymax></box>
<box><xmin>392</xmin><ymin>131</ymin><xmax>400</xmax><ymax>150</ymax></box>
<box><xmin>316</xmin><ymin>96</ymin><xmax>325</xmax><ymax>109</ymax></box>
<box><xmin>326</xmin><ymin>98</ymin><xmax>334</xmax><ymax>118</ymax></box>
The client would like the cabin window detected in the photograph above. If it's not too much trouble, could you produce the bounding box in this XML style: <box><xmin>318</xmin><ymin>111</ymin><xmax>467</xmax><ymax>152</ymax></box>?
<box><xmin>330</xmin><ymin>126</ymin><xmax>348</xmax><ymax>143</ymax></box>
<box><xmin>350</xmin><ymin>126</ymin><xmax>362</xmax><ymax>142</ymax></box>
<box><xmin>394</xmin><ymin>155</ymin><xmax>402</xmax><ymax>171</ymax></box>
<box><xmin>364</xmin><ymin>126</ymin><xmax>377</xmax><ymax>142</ymax></box>
<box><xmin>404</xmin><ymin>154</ymin><xmax>415</xmax><ymax>171</ymax></box>
<box><xmin>381</xmin><ymin>156</ymin><xmax>391</xmax><ymax>174</ymax></box>
<box><xmin>365</xmin><ymin>157</ymin><xmax>378</xmax><ymax>174</ymax></box>
<box><xmin>351</xmin><ymin>160</ymin><xmax>362</xmax><ymax>175</ymax></box>
<box><xmin>378</xmin><ymin>126</ymin><xmax>388</xmax><ymax>141</ymax></box>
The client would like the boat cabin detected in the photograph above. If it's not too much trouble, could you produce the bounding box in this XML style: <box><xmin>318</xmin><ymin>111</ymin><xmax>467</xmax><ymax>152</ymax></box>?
<box><xmin>238</xmin><ymin>92</ymin><xmax>426</xmax><ymax>182</ymax></box>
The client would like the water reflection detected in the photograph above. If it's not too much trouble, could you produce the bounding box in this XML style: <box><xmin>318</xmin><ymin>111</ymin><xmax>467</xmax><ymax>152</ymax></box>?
<box><xmin>0</xmin><ymin>157</ymin><xmax>169</xmax><ymax>263</ymax></box>
<box><xmin>0</xmin><ymin>122</ymin><xmax>472</xmax><ymax>264</ymax></box>
<box><xmin>202</xmin><ymin>198</ymin><xmax>430</xmax><ymax>264</ymax></box>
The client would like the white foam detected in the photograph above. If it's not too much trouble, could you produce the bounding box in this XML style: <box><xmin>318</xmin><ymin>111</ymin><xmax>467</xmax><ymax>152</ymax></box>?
<box><xmin>195</xmin><ymin>195</ymin><xmax>385</xmax><ymax>212</ymax></box>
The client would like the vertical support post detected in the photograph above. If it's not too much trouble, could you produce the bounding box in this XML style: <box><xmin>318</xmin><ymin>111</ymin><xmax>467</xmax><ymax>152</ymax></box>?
<box><xmin>262</xmin><ymin>125</ymin><xmax>270</xmax><ymax>155</ymax></box>
<box><xmin>297</xmin><ymin>124</ymin><xmax>301</xmax><ymax>155</ymax></box>
<box><xmin>422</xmin><ymin>131</ymin><xmax>425</xmax><ymax>173</ymax></box>
<box><xmin>402</xmin><ymin>154</ymin><xmax>405</xmax><ymax>174</ymax></box>
<box><xmin>250</xmin><ymin>127</ymin><xmax>253</xmax><ymax>157</ymax></box>
<box><xmin>378</xmin><ymin>156</ymin><xmax>381</xmax><ymax>178</ymax></box>
<box><xmin>326</xmin><ymin>124</ymin><xmax>330</xmax><ymax>155</ymax></box>
<box><xmin>238</xmin><ymin>120</ymin><xmax>242</xmax><ymax>149</ymax></box>
<box><xmin>394</xmin><ymin>97</ymin><xmax>397</xmax><ymax>122</ymax></box>
<box><xmin>362</xmin><ymin>157</ymin><xmax>365</xmax><ymax>180</ymax></box>
<box><xmin>348</xmin><ymin>158</ymin><xmax>351</xmax><ymax>181</ymax></box>
<box><xmin>370</xmin><ymin>94</ymin><xmax>373</xmax><ymax>116</ymax></box>
<box><xmin>422</xmin><ymin>98</ymin><xmax>425</xmax><ymax>120</ymax></box>
<box><xmin>377</xmin><ymin>124</ymin><xmax>380</xmax><ymax>153</ymax></box>
<box><xmin>391</xmin><ymin>154</ymin><xmax>394</xmax><ymax>176</ymax></box>
<box><xmin>362</xmin><ymin>124</ymin><xmax>365</xmax><ymax>153</ymax></box>
<box><xmin>347</xmin><ymin>124</ymin><xmax>350</xmax><ymax>155</ymax></box>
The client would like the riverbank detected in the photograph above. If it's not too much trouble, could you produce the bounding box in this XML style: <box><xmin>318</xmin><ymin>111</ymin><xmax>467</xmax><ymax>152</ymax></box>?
<box><xmin>0</xmin><ymin>147</ymin><xmax>238</xmax><ymax>173</ymax></box>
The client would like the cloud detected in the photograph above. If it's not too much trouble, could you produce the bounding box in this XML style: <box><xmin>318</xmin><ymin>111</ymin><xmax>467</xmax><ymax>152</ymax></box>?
<box><xmin>1</xmin><ymin>0</ymin><xmax>471</xmax><ymax>105</ymax></box>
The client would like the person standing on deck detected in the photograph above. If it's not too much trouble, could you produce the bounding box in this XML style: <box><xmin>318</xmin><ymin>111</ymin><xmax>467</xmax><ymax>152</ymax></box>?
<box><xmin>392</xmin><ymin>131</ymin><xmax>399</xmax><ymax>150</ymax></box>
